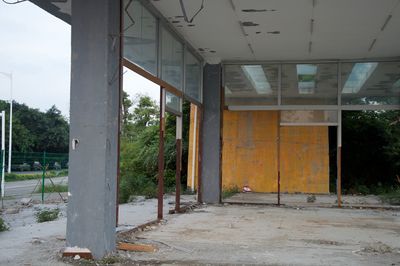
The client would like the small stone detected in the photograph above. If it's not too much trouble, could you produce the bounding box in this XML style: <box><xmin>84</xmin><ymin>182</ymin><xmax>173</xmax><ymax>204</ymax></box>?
<box><xmin>32</xmin><ymin>239</ymin><xmax>42</xmax><ymax>244</ymax></box>
<box><xmin>74</xmin><ymin>255</ymin><xmax>80</xmax><ymax>260</ymax></box>
<box><xmin>307</xmin><ymin>195</ymin><xmax>316</xmax><ymax>203</ymax></box>
<box><xmin>5</xmin><ymin>208</ymin><xmax>19</xmax><ymax>214</ymax></box>
<box><xmin>20</xmin><ymin>198</ymin><xmax>32</xmax><ymax>205</ymax></box>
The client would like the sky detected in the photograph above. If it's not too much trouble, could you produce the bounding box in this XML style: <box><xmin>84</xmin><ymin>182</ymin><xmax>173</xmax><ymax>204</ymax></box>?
<box><xmin>0</xmin><ymin>1</ymin><xmax>159</xmax><ymax>118</ymax></box>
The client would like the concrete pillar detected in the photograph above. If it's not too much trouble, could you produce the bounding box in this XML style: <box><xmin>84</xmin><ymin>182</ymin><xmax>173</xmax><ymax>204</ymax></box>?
<box><xmin>200</xmin><ymin>64</ymin><xmax>222</xmax><ymax>203</ymax></box>
<box><xmin>66</xmin><ymin>0</ymin><xmax>120</xmax><ymax>258</ymax></box>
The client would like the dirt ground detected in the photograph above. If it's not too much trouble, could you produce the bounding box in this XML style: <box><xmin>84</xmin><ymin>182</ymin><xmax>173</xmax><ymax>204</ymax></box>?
<box><xmin>0</xmin><ymin>195</ymin><xmax>399</xmax><ymax>265</ymax></box>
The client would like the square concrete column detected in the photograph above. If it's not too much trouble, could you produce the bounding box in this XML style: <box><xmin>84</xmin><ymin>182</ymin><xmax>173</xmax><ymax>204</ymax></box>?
<box><xmin>200</xmin><ymin>64</ymin><xmax>222</xmax><ymax>203</ymax></box>
<box><xmin>66</xmin><ymin>0</ymin><xmax>120</xmax><ymax>258</ymax></box>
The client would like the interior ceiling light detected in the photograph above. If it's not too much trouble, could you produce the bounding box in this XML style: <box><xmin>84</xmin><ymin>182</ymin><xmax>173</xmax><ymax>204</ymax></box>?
<box><xmin>296</xmin><ymin>64</ymin><xmax>317</xmax><ymax>94</ymax></box>
<box><xmin>342</xmin><ymin>63</ymin><xmax>378</xmax><ymax>94</ymax></box>
<box><xmin>241</xmin><ymin>65</ymin><xmax>272</xmax><ymax>94</ymax></box>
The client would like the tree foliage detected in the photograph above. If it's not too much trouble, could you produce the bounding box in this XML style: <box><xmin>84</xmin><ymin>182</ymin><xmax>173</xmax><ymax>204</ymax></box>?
<box><xmin>0</xmin><ymin>100</ymin><xmax>69</xmax><ymax>153</ymax></box>
<box><xmin>119</xmin><ymin>93</ymin><xmax>190</xmax><ymax>203</ymax></box>
<box><xmin>341</xmin><ymin>110</ymin><xmax>400</xmax><ymax>193</ymax></box>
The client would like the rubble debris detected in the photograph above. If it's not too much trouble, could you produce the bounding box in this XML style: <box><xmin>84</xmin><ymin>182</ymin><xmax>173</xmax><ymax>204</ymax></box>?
<box><xmin>307</xmin><ymin>195</ymin><xmax>316</xmax><ymax>203</ymax></box>
<box><xmin>62</xmin><ymin>247</ymin><xmax>93</xmax><ymax>259</ymax></box>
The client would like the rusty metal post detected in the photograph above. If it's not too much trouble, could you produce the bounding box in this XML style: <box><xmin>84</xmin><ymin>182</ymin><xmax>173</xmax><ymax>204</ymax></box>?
<box><xmin>158</xmin><ymin>88</ymin><xmax>166</xmax><ymax>219</ymax></box>
<box><xmin>337</xmin><ymin>109</ymin><xmax>342</xmax><ymax>208</ymax></box>
<box><xmin>175</xmin><ymin>115</ymin><xmax>182</xmax><ymax>212</ymax></box>
<box><xmin>277</xmin><ymin>111</ymin><xmax>281</xmax><ymax>206</ymax></box>
<box><xmin>197</xmin><ymin>107</ymin><xmax>203</xmax><ymax>203</ymax></box>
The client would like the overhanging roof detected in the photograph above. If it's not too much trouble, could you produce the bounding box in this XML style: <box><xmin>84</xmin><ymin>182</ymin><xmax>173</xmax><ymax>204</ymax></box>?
<box><xmin>29</xmin><ymin>0</ymin><xmax>71</xmax><ymax>24</ymax></box>
<box><xmin>30</xmin><ymin>0</ymin><xmax>400</xmax><ymax>63</ymax></box>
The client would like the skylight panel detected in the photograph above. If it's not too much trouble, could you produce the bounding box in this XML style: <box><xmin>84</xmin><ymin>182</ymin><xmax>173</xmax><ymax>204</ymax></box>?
<box><xmin>296</xmin><ymin>64</ymin><xmax>317</xmax><ymax>94</ymax></box>
<box><xmin>342</xmin><ymin>63</ymin><xmax>378</xmax><ymax>94</ymax></box>
<box><xmin>241</xmin><ymin>65</ymin><xmax>272</xmax><ymax>94</ymax></box>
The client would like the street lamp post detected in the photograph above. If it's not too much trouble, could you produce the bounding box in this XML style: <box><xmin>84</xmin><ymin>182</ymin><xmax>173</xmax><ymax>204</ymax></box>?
<box><xmin>0</xmin><ymin>72</ymin><xmax>12</xmax><ymax>173</ymax></box>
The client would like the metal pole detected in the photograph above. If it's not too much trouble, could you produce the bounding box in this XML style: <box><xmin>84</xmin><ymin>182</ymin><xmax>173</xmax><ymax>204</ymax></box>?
<box><xmin>337</xmin><ymin>109</ymin><xmax>342</xmax><ymax>207</ymax></box>
<box><xmin>277</xmin><ymin>111</ymin><xmax>281</xmax><ymax>206</ymax></box>
<box><xmin>42</xmin><ymin>151</ymin><xmax>46</xmax><ymax>203</ymax></box>
<box><xmin>8</xmin><ymin>73</ymin><xmax>12</xmax><ymax>173</ymax></box>
<box><xmin>190</xmin><ymin>105</ymin><xmax>197</xmax><ymax>191</ymax></box>
<box><xmin>157</xmin><ymin>87</ymin><xmax>166</xmax><ymax>220</ymax></box>
<box><xmin>175</xmin><ymin>115</ymin><xmax>182</xmax><ymax>213</ymax></box>
<box><xmin>1</xmin><ymin>111</ymin><xmax>5</xmax><ymax>208</ymax></box>
<box><xmin>0</xmin><ymin>72</ymin><xmax>12</xmax><ymax>174</ymax></box>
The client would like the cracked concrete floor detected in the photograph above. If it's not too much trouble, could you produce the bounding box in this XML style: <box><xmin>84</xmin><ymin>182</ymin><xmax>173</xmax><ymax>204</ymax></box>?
<box><xmin>121</xmin><ymin>204</ymin><xmax>400</xmax><ymax>265</ymax></box>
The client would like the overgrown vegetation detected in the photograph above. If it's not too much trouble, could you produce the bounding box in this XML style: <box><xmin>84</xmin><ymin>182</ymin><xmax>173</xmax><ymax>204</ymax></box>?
<box><xmin>5</xmin><ymin>170</ymin><xmax>68</xmax><ymax>182</ymax></box>
<box><xmin>35</xmin><ymin>184</ymin><xmax>68</xmax><ymax>193</ymax></box>
<box><xmin>0</xmin><ymin>217</ymin><xmax>9</xmax><ymax>232</ymax></box>
<box><xmin>35</xmin><ymin>208</ymin><xmax>60</xmax><ymax>223</ymax></box>
<box><xmin>330</xmin><ymin>111</ymin><xmax>400</xmax><ymax>195</ymax></box>
<box><xmin>118</xmin><ymin>93</ymin><xmax>190</xmax><ymax>203</ymax></box>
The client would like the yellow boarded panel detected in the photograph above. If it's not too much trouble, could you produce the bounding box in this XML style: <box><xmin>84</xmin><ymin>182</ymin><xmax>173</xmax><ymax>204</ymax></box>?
<box><xmin>222</xmin><ymin>111</ymin><xmax>278</xmax><ymax>192</ymax></box>
<box><xmin>280</xmin><ymin>126</ymin><xmax>329</xmax><ymax>193</ymax></box>
<box><xmin>187</xmin><ymin>104</ymin><xmax>199</xmax><ymax>190</ymax></box>
<box><xmin>221</xmin><ymin>110</ymin><xmax>329</xmax><ymax>193</ymax></box>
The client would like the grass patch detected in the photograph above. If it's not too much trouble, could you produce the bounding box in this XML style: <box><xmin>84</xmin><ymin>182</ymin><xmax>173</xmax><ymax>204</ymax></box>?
<box><xmin>0</xmin><ymin>217</ymin><xmax>9</xmax><ymax>232</ymax></box>
<box><xmin>222</xmin><ymin>185</ymin><xmax>240</xmax><ymax>199</ymax></box>
<box><xmin>379</xmin><ymin>189</ymin><xmax>400</xmax><ymax>205</ymax></box>
<box><xmin>35</xmin><ymin>208</ymin><xmax>60</xmax><ymax>223</ymax></box>
<box><xmin>5</xmin><ymin>170</ymin><xmax>68</xmax><ymax>182</ymax></box>
<box><xmin>35</xmin><ymin>184</ymin><xmax>68</xmax><ymax>193</ymax></box>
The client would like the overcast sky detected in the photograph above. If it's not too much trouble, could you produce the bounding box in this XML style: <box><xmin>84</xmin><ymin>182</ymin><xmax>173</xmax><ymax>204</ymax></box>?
<box><xmin>0</xmin><ymin>1</ymin><xmax>159</xmax><ymax>118</ymax></box>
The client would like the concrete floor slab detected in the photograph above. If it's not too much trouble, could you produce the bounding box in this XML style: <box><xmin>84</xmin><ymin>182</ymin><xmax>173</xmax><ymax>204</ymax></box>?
<box><xmin>224</xmin><ymin>192</ymin><xmax>390</xmax><ymax>208</ymax></box>
<box><xmin>123</xmin><ymin>204</ymin><xmax>400</xmax><ymax>265</ymax></box>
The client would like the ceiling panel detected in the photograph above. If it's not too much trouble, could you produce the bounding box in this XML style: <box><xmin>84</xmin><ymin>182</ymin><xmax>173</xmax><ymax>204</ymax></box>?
<box><xmin>151</xmin><ymin>0</ymin><xmax>400</xmax><ymax>62</ymax></box>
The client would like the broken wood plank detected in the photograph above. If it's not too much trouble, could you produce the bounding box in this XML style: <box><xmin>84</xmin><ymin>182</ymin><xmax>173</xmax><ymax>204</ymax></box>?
<box><xmin>117</xmin><ymin>242</ymin><xmax>157</xmax><ymax>252</ymax></box>
<box><xmin>62</xmin><ymin>247</ymin><xmax>93</xmax><ymax>259</ymax></box>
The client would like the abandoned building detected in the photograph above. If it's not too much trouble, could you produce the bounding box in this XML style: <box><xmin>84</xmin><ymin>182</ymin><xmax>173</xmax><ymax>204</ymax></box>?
<box><xmin>24</xmin><ymin>0</ymin><xmax>400</xmax><ymax>258</ymax></box>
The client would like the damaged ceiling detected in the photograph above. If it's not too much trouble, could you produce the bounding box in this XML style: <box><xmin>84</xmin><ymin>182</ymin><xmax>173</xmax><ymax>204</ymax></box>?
<box><xmin>151</xmin><ymin>0</ymin><xmax>400</xmax><ymax>62</ymax></box>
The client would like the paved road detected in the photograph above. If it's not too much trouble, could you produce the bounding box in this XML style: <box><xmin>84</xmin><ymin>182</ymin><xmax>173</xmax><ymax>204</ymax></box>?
<box><xmin>4</xmin><ymin>176</ymin><xmax>68</xmax><ymax>198</ymax></box>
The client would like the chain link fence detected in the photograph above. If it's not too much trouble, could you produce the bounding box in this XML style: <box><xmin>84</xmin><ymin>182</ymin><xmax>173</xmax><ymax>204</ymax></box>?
<box><xmin>2</xmin><ymin>151</ymin><xmax>69</xmax><ymax>204</ymax></box>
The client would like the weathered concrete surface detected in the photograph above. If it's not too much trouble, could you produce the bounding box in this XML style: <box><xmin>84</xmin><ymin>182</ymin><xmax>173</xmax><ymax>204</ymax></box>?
<box><xmin>67</xmin><ymin>0</ymin><xmax>120</xmax><ymax>259</ymax></box>
<box><xmin>0</xmin><ymin>195</ymin><xmax>195</xmax><ymax>265</ymax></box>
<box><xmin>224</xmin><ymin>192</ymin><xmax>393</xmax><ymax>208</ymax></box>
<box><xmin>122</xmin><ymin>205</ymin><xmax>400</xmax><ymax>265</ymax></box>
<box><xmin>201</xmin><ymin>64</ymin><xmax>222</xmax><ymax>203</ymax></box>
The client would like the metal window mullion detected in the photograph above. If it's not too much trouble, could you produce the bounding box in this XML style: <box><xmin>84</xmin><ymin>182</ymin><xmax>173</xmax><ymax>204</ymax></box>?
<box><xmin>278</xmin><ymin>64</ymin><xmax>282</xmax><ymax>106</ymax></box>
<box><xmin>157</xmin><ymin>18</ymin><xmax>162</xmax><ymax>78</ymax></box>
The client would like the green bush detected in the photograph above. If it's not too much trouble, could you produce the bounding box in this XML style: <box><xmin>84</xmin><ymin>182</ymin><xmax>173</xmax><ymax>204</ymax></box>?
<box><xmin>0</xmin><ymin>217</ymin><xmax>9</xmax><ymax>232</ymax></box>
<box><xmin>35</xmin><ymin>184</ymin><xmax>68</xmax><ymax>193</ymax></box>
<box><xmin>35</xmin><ymin>208</ymin><xmax>60</xmax><ymax>223</ymax></box>
<box><xmin>5</xmin><ymin>170</ymin><xmax>68</xmax><ymax>182</ymax></box>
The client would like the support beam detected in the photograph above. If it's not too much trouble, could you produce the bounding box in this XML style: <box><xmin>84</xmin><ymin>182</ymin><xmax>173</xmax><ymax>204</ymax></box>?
<box><xmin>175</xmin><ymin>116</ymin><xmax>182</xmax><ymax>212</ymax></box>
<box><xmin>158</xmin><ymin>88</ymin><xmax>166</xmax><ymax>219</ymax></box>
<box><xmin>200</xmin><ymin>64</ymin><xmax>222</xmax><ymax>203</ymax></box>
<box><xmin>66</xmin><ymin>0</ymin><xmax>120</xmax><ymax>259</ymax></box>
<box><xmin>337</xmin><ymin>109</ymin><xmax>342</xmax><ymax>207</ymax></box>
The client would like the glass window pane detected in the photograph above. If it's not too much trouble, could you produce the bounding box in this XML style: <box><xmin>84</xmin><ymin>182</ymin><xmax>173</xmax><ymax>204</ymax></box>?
<box><xmin>123</xmin><ymin>0</ymin><xmax>157</xmax><ymax>75</ymax></box>
<box><xmin>185</xmin><ymin>50</ymin><xmax>202</xmax><ymax>102</ymax></box>
<box><xmin>341</xmin><ymin>62</ymin><xmax>400</xmax><ymax>105</ymax></box>
<box><xmin>281</xmin><ymin>110</ymin><xmax>338</xmax><ymax>124</ymax></box>
<box><xmin>281</xmin><ymin>63</ymin><xmax>338</xmax><ymax>105</ymax></box>
<box><xmin>161</xmin><ymin>27</ymin><xmax>183</xmax><ymax>90</ymax></box>
<box><xmin>166</xmin><ymin>91</ymin><xmax>181</xmax><ymax>113</ymax></box>
<box><xmin>224</xmin><ymin>64</ymin><xmax>279</xmax><ymax>106</ymax></box>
